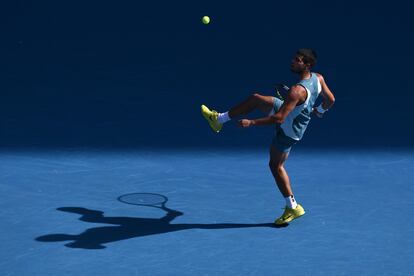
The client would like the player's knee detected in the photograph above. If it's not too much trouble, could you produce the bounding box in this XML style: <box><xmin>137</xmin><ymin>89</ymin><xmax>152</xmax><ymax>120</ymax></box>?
<box><xmin>252</xmin><ymin>93</ymin><xmax>262</xmax><ymax>99</ymax></box>
<box><xmin>269</xmin><ymin>161</ymin><xmax>284</xmax><ymax>173</ymax></box>
<box><xmin>250</xmin><ymin>93</ymin><xmax>264</xmax><ymax>105</ymax></box>
<box><xmin>269</xmin><ymin>160</ymin><xmax>282</xmax><ymax>169</ymax></box>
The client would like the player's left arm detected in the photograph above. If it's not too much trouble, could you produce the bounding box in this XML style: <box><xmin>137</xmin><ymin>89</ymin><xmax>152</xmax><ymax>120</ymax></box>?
<box><xmin>313</xmin><ymin>73</ymin><xmax>335</xmax><ymax>117</ymax></box>
<box><xmin>239</xmin><ymin>85</ymin><xmax>303</xmax><ymax>127</ymax></box>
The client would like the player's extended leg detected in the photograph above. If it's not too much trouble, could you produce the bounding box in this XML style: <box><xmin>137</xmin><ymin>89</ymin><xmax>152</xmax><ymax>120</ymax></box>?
<box><xmin>269</xmin><ymin>145</ymin><xmax>305</xmax><ymax>225</ymax></box>
<box><xmin>201</xmin><ymin>93</ymin><xmax>274</xmax><ymax>133</ymax></box>
<box><xmin>228</xmin><ymin>93</ymin><xmax>275</xmax><ymax>118</ymax></box>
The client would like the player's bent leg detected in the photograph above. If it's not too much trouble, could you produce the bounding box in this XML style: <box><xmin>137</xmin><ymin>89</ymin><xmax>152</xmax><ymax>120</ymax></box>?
<box><xmin>229</xmin><ymin>93</ymin><xmax>275</xmax><ymax>118</ymax></box>
<box><xmin>255</xmin><ymin>94</ymin><xmax>278</xmax><ymax>115</ymax></box>
<box><xmin>201</xmin><ymin>93</ymin><xmax>275</xmax><ymax>133</ymax></box>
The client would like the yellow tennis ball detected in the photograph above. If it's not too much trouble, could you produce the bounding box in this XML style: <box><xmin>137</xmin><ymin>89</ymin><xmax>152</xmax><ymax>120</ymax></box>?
<box><xmin>202</xmin><ymin>16</ymin><xmax>210</xmax><ymax>25</ymax></box>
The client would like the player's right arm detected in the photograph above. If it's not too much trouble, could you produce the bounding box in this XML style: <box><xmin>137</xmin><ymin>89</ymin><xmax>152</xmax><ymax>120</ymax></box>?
<box><xmin>314</xmin><ymin>73</ymin><xmax>335</xmax><ymax>117</ymax></box>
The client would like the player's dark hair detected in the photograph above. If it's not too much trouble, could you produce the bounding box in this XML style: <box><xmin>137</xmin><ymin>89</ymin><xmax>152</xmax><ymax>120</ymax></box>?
<box><xmin>297</xmin><ymin>48</ymin><xmax>317</xmax><ymax>67</ymax></box>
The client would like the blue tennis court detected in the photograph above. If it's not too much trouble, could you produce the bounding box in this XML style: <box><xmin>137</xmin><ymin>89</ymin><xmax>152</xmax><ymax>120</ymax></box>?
<box><xmin>1</xmin><ymin>148</ymin><xmax>413</xmax><ymax>275</ymax></box>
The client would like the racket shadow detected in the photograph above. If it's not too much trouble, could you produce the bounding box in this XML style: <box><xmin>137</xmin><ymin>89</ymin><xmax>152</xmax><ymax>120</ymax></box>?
<box><xmin>35</xmin><ymin>196</ymin><xmax>287</xmax><ymax>249</ymax></box>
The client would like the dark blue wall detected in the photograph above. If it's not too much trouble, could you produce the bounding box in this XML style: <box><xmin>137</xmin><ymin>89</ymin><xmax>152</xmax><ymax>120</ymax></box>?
<box><xmin>1</xmin><ymin>1</ymin><xmax>413</xmax><ymax>150</ymax></box>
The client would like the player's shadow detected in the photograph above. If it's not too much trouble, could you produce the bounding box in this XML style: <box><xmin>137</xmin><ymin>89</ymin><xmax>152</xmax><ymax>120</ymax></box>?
<box><xmin>36</xmin><ymin>200</ymin><xmax>287</xmax><ymax>249</ymax></box>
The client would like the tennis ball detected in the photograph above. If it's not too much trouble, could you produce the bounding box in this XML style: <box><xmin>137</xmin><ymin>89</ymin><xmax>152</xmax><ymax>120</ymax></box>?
<box><xmin>202</xmin><ymin>16</ymin><xmax>210</xmax><ymax>25</ymax></box>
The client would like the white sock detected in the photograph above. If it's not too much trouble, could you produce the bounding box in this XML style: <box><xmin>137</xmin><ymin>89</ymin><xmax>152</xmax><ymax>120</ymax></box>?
<box><xmin>285</xmin><ymin>195</ymin><xmax>298</xmax><ymax>209</ymax></box>
<box><xmin>217</xmin><ymin>112</ymin><xmax>231</xmax><ymax>124</ymax></box>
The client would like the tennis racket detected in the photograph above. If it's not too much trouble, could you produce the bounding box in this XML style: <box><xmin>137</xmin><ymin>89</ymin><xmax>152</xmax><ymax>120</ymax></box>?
<box><xmin>275</xmin><ymin>83</ymin><xmax>290</xmax><ymax>101</ymax></box>
<box><xmin>118</xmin><ymin>193</ymin><xmax>168</xmax><ymax>210</ymax></box>
<box><xmin>118</xmin><ymin>192</ymin><xmax>183</xmax><ymax>219</ymax></box>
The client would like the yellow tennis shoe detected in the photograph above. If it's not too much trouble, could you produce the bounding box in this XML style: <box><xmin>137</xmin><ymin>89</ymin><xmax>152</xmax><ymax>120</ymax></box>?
<box><xmin>274</xmin><ymin>204</ymin><xmax>305</xmax><ymax>225</ymax></box>
<box><xmin>201</xmin><ymin>105</ymin><xmax>222</xmax><ymax>133</ymax></box>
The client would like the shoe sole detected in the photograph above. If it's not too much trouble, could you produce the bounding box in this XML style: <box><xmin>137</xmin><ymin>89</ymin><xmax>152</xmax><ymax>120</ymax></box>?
<box><xmin>275</xmin><ymin>211</ymin><xmax>305</xmax><ymax>225</ymax></box>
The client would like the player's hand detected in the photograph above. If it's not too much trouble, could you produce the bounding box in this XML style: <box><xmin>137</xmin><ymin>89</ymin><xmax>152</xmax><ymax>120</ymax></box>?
<box><xmin>312</xmin><ymin>107</ymin><xmax>324</xmax><ymax>118</ymax></box>
<box><xmin>238</xmin><ymin>119</ymin><xmax>253</xmax><ymax>128</ymax></box>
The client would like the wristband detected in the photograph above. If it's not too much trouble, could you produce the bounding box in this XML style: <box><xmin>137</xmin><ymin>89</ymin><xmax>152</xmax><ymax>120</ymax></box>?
<box><xmin>316</xmin><ymin>104</ymin><xmax>327</xmax><ymax>114</ymax></box>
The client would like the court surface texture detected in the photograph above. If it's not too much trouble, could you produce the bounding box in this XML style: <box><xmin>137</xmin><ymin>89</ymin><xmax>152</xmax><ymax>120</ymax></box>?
<box><xmin>1</xmin><ymin>149</ymin><xmax>413</xmax><ymax>275</ymax></box>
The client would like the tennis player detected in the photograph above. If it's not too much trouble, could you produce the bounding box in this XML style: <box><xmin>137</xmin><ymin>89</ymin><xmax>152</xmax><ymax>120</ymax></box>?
<box><xmin>201</xmin><ymin>49</ymin><xmax>335</xmax><ymax>225</ymax></box>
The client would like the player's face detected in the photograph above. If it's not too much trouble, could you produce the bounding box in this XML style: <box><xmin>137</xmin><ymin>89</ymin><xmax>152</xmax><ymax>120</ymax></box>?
<box><xmin>290</xmin><ymin>55</ymin><xmax>307</xmax><ymax>73</ymax></box>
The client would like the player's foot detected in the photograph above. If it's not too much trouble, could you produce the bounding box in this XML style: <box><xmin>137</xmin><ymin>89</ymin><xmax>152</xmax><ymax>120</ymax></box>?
<box><xmin>274</xmin><ymin>204</ymin><xmax>305</xmax><ymax>225</ymax></box>
<box><xmin>201</xmin><ymin>104</ymin><xmax>222</xmax><ymax>133</ymax></box>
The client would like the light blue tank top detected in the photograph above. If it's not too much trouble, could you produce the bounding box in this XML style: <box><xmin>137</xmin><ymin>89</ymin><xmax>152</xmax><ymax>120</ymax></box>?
<box><xmin>280</xmin><ymin>73</ymin><xmax>321</xmax><ymax>140</ymax></box>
